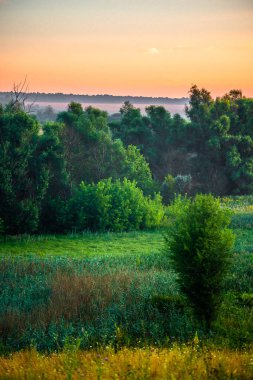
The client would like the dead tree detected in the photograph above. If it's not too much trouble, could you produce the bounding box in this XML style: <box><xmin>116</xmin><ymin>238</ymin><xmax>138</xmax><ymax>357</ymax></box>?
<box><xmin>9</xmin><ymin>76</ymin><xmax>37</xmax><ymax>113</ymax></box>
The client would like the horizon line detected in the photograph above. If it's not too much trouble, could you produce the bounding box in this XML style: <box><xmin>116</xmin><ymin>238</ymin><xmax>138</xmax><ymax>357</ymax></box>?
<box><xmin>0</xmin><ymin>90</ymin><xmax>189</xmax><ymax>100</ymax></box>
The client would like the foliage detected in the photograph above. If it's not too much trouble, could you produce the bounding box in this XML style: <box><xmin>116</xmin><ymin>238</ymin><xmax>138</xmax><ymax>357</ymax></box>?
<box><xmin>237</xmin><ymin>292</ymin><xmax>253</xmax><ymax>307</ymax></box>
<box><xmin>0</xmin><ymin>107</ymin><xmax>49</xmax><ymax>233</ymax></box>
<box><xmin>57</xmin><ymin>104</ymin><xmax>154</xmax><ymax>192</ymax></box>
<box><xmin>111</xmin><ymin>87</ymin><xmax>253</xmax><ymax>195</ymax></box>
<box><xmin>57</xmin><ymin>103</ymin><xmax>118</xmax><ymax>184</ymax></box>
<box><xmin>184</xmin><ymin>86</ymin><xmax>253</xmax><ymax>194</ymax></box>
<box><xmin>123</xmin><ymin>145</ymin><xmax>154</xmax><ymax>194</ymax></box>
<box><xmin>67</xmin><ymin>178</ymin><xmax>165</xmax><ymax>232</ymax></box>
<box><xmin>1</xmin><ymin>85</ymin><xmax>253</xmax><ymax>235</ymax></box>
<box><xmin>0</xmin><ymin>101</ymin><xmax>159</xmax><ymax>234</ymax></box>
<box><xmin>165</xmin><ymin>194</ymin><xmax>235</xmax><ymax>329</ymax></box>
<box><xmin>111</xmin><ymin>103</ymin><xmax>188</xmax><ymax>181</ymax></box>
<box><xmin>38</xmin><ymin>122</ymin><xmax>70</xmax><ymax>233</ymax></box>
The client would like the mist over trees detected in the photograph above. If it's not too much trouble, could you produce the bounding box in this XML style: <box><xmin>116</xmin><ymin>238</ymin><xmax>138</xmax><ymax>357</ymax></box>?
<box><xmin>0</xmin><ymin>85</ymin><xmax>253</xmax><ymax>234</ymax></box>
<box><xmin>111</xmin><ymin>86</ymin><xmax>253</xmax><ymax>195</ymax></box>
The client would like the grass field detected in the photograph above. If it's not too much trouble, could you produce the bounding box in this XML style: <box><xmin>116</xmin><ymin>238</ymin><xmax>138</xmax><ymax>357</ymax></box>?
<box><xmin>0</xmin><ymin>230</ymin><xmax>164</xmax><ymax>258</ymax></box>
<box><xmin>1</xmin><ymin>346</ymin><xmax>253</xmax><ymax>379</ymax></box>
<box><xmin>0</xmin><ymin>197</ymin><xmax>253</xmax><ymax>378</ymax></box>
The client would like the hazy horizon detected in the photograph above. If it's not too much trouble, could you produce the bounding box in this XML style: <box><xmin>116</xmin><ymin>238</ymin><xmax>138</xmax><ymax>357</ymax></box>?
<box><xmin>0</xmin><ymin>89</ymin><xmax>188</xmax><ymax>99</ymax></box>
<box><xmin>29</xmin><ymin>101</ymin><xmax>187</xmax><ymax>116</ymax></box>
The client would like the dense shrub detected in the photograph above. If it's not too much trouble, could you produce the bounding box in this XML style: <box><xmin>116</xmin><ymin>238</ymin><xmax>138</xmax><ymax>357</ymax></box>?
<box><xmin>0</xmin><ymin>109</ymin><xmax>49</xmax><ymax>234</ymax></box>
<box><xmin>68</xmin><ymin>178</ymin><xmax>165</xmax><ymax>232</ymax></box>
<box><xmin>165</xmin><ymin>194</ymin><xmax>235</xmax><ymax>329</ymax></box>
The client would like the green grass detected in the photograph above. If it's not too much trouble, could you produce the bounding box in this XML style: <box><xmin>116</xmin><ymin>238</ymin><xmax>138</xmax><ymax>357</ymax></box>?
<box><xmin>0</xmin><ymin>198</ymin><xmax>253</xmax><ymax>353</ymax></box>
<box><xmin>0</xmin><ymin>230</ymin><xmax>164</xmax><ymax>258</ymax></box>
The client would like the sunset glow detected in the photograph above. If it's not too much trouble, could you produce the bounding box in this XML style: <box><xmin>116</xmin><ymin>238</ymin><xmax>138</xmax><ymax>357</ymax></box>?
<box><xmin>1</xmin><ymin>0</ymin><xmax>253</xmax><ymax>97</ymax></box>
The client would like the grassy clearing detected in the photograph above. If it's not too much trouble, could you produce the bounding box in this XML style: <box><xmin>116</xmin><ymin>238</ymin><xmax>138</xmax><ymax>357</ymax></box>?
<box><xmin>0</xmin><ymin>230</ymin><xmax>164</xmax><ymax>258</ymax></box>
<box><xmin>1</xmin><ymin>346</ymin><xmax>253</xmax><ymax>379</ymax></box>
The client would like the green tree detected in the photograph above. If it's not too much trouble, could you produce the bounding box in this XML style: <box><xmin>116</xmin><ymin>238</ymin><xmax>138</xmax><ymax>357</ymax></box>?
<box><xmin>58</xmin><ymin>104</ymin><xmax>116</xmax><ymax>184</ymax></box>
<box><xmin>123</xmin><ymin>145</ymin><xmax>154</xmax><ymax>194</ymax></box>
<box><xmin>165</xmin><ymin>194</ymin><xmax>235</xmax><ymax>330</ymax></box>
<box><xmin>118</xmin><ymin>101</ymin><xmax>152</xmax><ymax>150</ymax></box>
<box><xmin>185</xmin><ymin>85</ymin><xmax>213</xmax><ymax>126</ymax></box>
<box><xmin>145</xmin><ymin>105</ymin><xmax>173</xmax><ymax>179</ymax></box>
<box><xmin>0</xmin><ymin>106</ymin><xmax>49</xmax><ymax>233</ymax></box>
<box><xmin>58</xmin><ymin>103</ymin><xmax>155</xmax><ymax>192</ymax></box>
<box><xmin>38</xmin><ymin>122</ymin><xmax>71</xmax><ymax>232</ymax></box>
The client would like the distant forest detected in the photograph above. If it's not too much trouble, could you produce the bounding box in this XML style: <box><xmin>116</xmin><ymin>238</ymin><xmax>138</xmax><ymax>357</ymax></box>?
<box><xmin>0</xmin><ymin>91</ymin><xmax>188</xmax><ymax>105</ymax></box>
<box><xmin>0</xmin><ymin>85</ymin><xmax>253</xmax><ymax>234</ymax></box>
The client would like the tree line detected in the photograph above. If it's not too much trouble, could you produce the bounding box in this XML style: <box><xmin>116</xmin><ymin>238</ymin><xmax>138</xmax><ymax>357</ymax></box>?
<box><xmin>111</xmin><ymin>86</ymin><xmax>253</xmax><ymax>195</ymax></box>
<box><xmin>0</xmin><ymin>85</ymin><xmax>252</xmax><ymax>234</ymax></box>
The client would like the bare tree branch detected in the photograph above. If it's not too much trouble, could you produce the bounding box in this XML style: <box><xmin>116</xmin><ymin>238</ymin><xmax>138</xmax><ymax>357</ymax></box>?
<box><xmin>9</xmin><ymin>76</ymin><xmax>37</xmax><ymax>113</ymax></box>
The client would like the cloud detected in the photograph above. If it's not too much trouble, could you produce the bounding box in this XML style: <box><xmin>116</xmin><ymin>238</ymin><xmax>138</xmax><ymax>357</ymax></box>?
<box><xmin>0</xmin><ymin>0</ymin><xmax>8</xmax><ymax>4</ymax></box>
<box><xmin>147</xmin><ymin>47</ymin><xmax>160</xmax><ymax>55</ymax></box>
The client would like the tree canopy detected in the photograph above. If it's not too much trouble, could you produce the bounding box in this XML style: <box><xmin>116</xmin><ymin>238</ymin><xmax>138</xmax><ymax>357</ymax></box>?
<box><xmin>1</xmin><ymin>85</ymin><xmax>253</xmax><ymax>234</ymax></box>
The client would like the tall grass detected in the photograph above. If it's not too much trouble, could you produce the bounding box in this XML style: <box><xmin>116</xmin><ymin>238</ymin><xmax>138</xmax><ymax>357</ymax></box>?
<box><xmin>0</xmin><ymin>199</ymin><xmax>253</xmax><ymax>353</ymax></box>
<box><xmin>1</xmin><ymin>253</ymin><xmax>192</xmax><ymax>352</ymax></box>
<box><xmin>1</xmin><ymin>346</ymin><xmax>253</xmax><ymax>379</ymax></box>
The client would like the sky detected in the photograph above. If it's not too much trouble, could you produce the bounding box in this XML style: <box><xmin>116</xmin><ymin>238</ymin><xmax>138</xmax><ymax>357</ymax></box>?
<box><xmin>0</xmin><ymin>0</ymin><xmax>253</xmax><ymax>97</ymax></box>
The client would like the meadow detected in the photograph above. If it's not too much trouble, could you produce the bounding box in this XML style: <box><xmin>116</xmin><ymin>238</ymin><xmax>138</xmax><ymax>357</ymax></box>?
<box><xmin>0</xmin><ymin>197</ymin><xmax>253</xmax><ymax>378</ymax></box>
<box><xmin>1</xmin><ymin>346</ymin><xmax>253</xmax><ymax>379</ymax></box>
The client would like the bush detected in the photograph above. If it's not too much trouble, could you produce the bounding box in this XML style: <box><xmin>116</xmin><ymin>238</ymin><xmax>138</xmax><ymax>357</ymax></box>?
<box><xmin>237</xmin><ymin>293</ymin><xmax>253</xmax><ymax>308</ymax></box>
<box><xmin>68</xmin><ymin>178</ymin><xmax>165</xmax><ymax>232</ymax></box>
<box><xmin>165</xmin><ymin>194</ymin><xmax>235</xmax><ymax>330</ymax></box>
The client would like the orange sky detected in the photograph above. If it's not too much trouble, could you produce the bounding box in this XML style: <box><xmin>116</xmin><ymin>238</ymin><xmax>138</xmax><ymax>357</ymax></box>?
<box><xmin>0</xmin><ymin>0</ymin><xmax>253</xmax><ymax>97</ymax></box>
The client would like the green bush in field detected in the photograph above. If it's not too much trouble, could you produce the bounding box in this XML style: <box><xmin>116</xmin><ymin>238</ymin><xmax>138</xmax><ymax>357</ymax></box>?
<box><xmin>68</xmin><ymin>178</ymin><xmax>165</xmax><ymax>232</ymax></box>
<box><xmin>165</xmin><ymin>194</ymin><xmax>235</xmax><ymax>330</ymax></box>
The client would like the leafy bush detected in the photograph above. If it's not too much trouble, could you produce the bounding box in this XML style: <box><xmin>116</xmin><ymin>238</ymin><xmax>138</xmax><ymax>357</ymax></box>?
<box><xmin>237</xmin><ymin>293</ymin><xmax>253</xmax><ymax>308</ymax></box>
<box><xmin>123</xmin><ymin>145</ymin><xmax>155</xmax><ymax>195</ymax></box>
<box><xmin>165</xmin><ymin>194</ymin><xmax>235</xmax><ymax>329</ymax></box>
<box><xmin>142</xmin><ymin>193</ymin><xmax>165</xmax><ymax>229</ymax></box>
<box><xmin>68</xmin><ymin>178</ymin><xmax>165</xmax><ymax>232</ymax></box>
